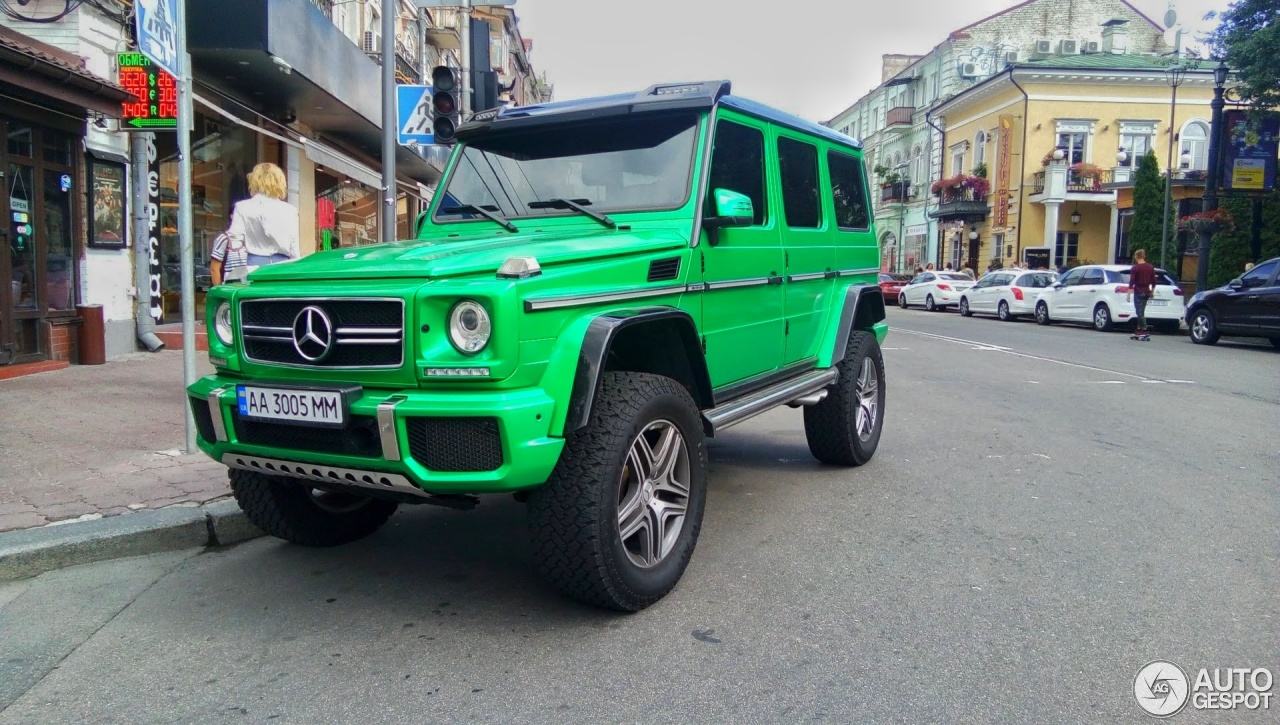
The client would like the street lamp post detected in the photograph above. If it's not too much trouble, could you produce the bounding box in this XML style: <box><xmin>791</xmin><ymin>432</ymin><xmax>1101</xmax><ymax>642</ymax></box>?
<box><xmin>1196</xmin><ymin>61</ymin><xmax>1230</xmax><ymax>293</ymax></box>
<box><xmin>1161</xmin><ymin>64</ymin><xmax>1186</xmax><ymax>271</ymax></box>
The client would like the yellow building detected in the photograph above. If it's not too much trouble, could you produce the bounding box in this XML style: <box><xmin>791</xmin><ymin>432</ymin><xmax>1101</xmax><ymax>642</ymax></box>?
<box><xmin>931</xmin><ymin>50</ymin><xmax>1217</xmax><ymax>279</ymax></box>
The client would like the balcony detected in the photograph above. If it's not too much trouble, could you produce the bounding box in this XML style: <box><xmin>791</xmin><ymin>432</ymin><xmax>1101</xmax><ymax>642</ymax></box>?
<box><xmin>929</xmin><ymin>187</ymin><xmax>989</xmax><ymax>221</ymax></box>
<box><xmin>880</xmin><ymin>181</ymin><xmax>911</xmax><ymax>203</ymax></box>
<box><xmin>886</xmin><ymin>106</ymin><xmax>913</xmax><ymax>129</ymax></box>
<box><xmin>1032</xmin><ymin>168</ymin><xmax>1115</xmax><ymax>194</ymax></box>
<box><xmin>1104</xmin><ymin>168</ymin><xmax>1209</xmax><ymax>189</ymax></box>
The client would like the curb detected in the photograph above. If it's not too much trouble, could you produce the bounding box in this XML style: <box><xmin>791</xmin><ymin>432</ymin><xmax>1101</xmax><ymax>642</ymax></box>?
<box><xmin>0</xmin><ymin>499</ymin><xmax>263</xmax><ymax>582</ymax></box>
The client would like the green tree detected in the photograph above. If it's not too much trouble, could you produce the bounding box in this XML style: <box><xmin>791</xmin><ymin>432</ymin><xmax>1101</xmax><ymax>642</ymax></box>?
<box><xmin>1206</xmin><ymin>197</ymin><xmax>1253</xmax><ymax>287</ymax></box>
<box><xmin>1208</xmin><ymin>0</ymin><xmax>1280</xmax><ymax>110</ymax></box>
<box><xmin>1129</xmin><ymin>151</ymin><xmax>1167</xmax><ymax>263</ymax></box>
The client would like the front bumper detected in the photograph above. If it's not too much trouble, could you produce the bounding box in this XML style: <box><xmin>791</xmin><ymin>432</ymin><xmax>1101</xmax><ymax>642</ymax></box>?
<box><xmin>186</xmin><ymin>375</ymin><xmax>565</xmax><ymax>495</ymax></box>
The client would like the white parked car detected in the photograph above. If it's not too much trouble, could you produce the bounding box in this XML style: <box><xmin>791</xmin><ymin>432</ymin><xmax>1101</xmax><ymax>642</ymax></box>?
<box><xmin>1033</xmin><ymin>264</ymin><xmax>1186</xmax><ymax>332</ymax></box>
<box><xmin>959</xmin><ymin>269</ymin><xmax>1057</xmax><ymax>321</ymax></box>
<box><xmin>898</xmin><ymin>271</ymin><xmax>976</xmax><ymax>312</ymax></box>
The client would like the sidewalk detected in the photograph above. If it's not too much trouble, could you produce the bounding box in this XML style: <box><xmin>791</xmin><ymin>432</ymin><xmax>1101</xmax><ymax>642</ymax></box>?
<box><xmin>0</xmin><ymin>351</ymin><xmax>229</xmax><ymax>533</ymax></box>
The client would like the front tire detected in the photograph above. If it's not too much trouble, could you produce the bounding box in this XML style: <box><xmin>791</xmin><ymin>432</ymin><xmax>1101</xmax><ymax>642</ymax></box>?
<box><xmin>1092</xmin><ymin>304</ymin><xmax>1114</xmax><ymax>332</ymax></box>
<box><xmin>925</xmin><ymin>294</ymin><xmax>937</xmax><ymax>312</ymax></box>
<box><xmin>1188</xmin><ymin>309</ymin><xmax>1219</xmax><ymax>345</ymax></box>
<box><xmin>959</xmin><ymin>298</ymin><xmax>972</xmax><ymax>317</ymax></box>
<box><xmin>898</xmin><ymin>293</ymin><xmax>908</xmax><ymax>309</ymax></box>
<box><xmin>1035</xmin><ymin>302</ymin><xmax>1051</xmax><ymax>326</ymax></box>
<box><xmin>527</xmin><ymin>372</ymin><xmax>707</xmax><ymax>611</ymax></box>
<box><xmin>997</xmin><ymin>300</ymin><xmax>1013</xmax><ymax>321</ymax></box>
<box><xmin>229</xmin><ymin>469</ymin><xmax>398</xmax><ymax>547</ymax></box>
<box><xmin>804</xmin><ymin>331</ymin><xmax>885</xmax><ymax>466</ymax></box>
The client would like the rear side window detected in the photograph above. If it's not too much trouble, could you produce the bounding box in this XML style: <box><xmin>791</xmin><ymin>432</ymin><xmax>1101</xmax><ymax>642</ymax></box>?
<box><xmin>707</xmin><ymin>120</ymin><xmax>767</xmax><ymax>225</ymax></box>
<box><xmin>1110</xmin><ymin>269</ymin><xmax>1178</xmax><ymax>286</ymax></box>
<box><xmin>1242</xmin><ymin>260</ymin><xmax>1277</xmax><ymax>287</ymax></box>
<box><xmin>827</xmin><ymin>151</ymin><xmax>870</xmax><ymax>230</ymax></box>
<box><xmin>939</xmin><ymin>273</ymin><xmax>970</xmax><ymax>281</ymax></box>
<box><xmin>777</xmin><ymin>137</ymin><xmax>821</xmax><ymax>228</ymax></box>
<box><xmin>1081</xmin><ymin>268</ymin><xmax>1104</xmax><ymax>285</ymax></box>
<box><xmin>1017</xmin><ymin>273</ymin><xmax>1054</xmax><ymax>288</ymax></box>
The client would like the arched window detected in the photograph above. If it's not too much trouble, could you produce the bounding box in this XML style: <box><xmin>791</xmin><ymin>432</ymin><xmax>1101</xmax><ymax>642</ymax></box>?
<box><xmin>974</xmin><ymin>130</ymin><xmax>987</xmax><ymax>170</ymax></box>
<box><xmin>913</xmin><ymin>146</ymin><xmax>924</xmax><ymax>187</ymax></box>
<box><xmin>1180</xmin><ymin>121</ymin><xmax>1209</xmax><ymax>171</ymax></box>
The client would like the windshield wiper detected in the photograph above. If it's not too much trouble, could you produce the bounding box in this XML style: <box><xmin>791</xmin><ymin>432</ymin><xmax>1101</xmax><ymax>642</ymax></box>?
<box><xmin>526</xmin><ymin>198</ymin><xmax>616</xmax><ymax>229</ymax></box>
<box><xmin>441</xmin><ymin>204</ymin><xmax>519</xmax><ymax>233</ymax></box>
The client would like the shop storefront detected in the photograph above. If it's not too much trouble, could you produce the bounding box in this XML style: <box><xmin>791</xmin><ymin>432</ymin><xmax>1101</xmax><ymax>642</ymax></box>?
<box><xmin>0</xmin><ymin>26</ymin><xmax>130</xmax><ymax>365</ymax></box>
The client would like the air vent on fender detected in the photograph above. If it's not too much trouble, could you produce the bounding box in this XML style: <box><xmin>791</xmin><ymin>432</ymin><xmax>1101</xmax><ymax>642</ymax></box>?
<box><xmin>647</xmin><ymin>257</ymin><xmax>681</xmax><ymax>282</ymax></box>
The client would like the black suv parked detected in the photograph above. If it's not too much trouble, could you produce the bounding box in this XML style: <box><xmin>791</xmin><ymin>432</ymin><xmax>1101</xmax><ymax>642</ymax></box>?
<box><xmin>1185</xmin><ymin>257</ymin><xmax>1280</xmax><ymax>349</ymax></box>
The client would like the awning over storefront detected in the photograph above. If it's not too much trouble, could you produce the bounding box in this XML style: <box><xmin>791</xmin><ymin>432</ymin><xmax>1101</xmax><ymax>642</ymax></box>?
<box><xmin>188</xmin><ymin>0</ymin><xmax>444</xmax><ymax>185</ymax></box>
<box><xmin>0</xmin><ymin>25</ymin><xmax>132</xmax><ymax>116</ymax></box>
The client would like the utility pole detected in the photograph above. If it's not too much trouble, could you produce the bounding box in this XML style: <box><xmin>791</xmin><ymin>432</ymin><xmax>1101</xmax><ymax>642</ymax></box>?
<box><xmin>175</xmin><ymin>0</ymin><xmax>197</xmax><ymax>452</ymax></box>
<box><xmin>380</xmin><ymin>0</ymin><xmax>397</xmax><ymax>242</ymax></box>
<box><xmin>459</xmin><ymin>0</ymin><xmax>471</xmax><ymax>118</ymax></box>
<box><xmin>1160</xmin><ymin>59</ymin><xmax>1185</xmax><ymax>271</ymax></box>
<box><xmin>1196</xmin><ymin>62</ymin><xmax>1229</xmax><ymax>294</ymax></box>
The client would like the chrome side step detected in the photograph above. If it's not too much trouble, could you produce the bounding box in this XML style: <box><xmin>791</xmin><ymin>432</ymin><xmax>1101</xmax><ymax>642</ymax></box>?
<box><xmin>222</xmin><ymin>453</ymin><xmax>432</xmax><ymax>500</ymax></box>
<box><xmin>704</xmin><ymin>368</ymin><xmax>838</xmax><ymax>434</ymax></box>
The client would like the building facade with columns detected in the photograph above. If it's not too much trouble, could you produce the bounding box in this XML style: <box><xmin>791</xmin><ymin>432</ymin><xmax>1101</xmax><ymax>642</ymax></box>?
<box><xmin>930</xmin><ymin>52</ymin><xmax>1216</xmax><ymax>276</ymax></box>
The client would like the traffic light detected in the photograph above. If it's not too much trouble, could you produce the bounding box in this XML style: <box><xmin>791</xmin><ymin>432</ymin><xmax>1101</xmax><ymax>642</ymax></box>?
<box><xmin>430</xmin><ymin>65</ymin><xmax>461</xmax><ymax>144</ymax></box>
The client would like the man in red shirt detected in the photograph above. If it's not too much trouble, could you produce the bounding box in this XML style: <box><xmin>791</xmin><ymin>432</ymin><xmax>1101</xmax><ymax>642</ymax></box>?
<box><xmin>1128</xmin><ymin>249</ymin><xmax>1157</xmax><ymax>341</ymax></box>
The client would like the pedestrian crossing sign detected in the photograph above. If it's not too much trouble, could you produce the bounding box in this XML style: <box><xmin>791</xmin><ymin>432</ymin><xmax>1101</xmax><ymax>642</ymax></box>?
<box><xmin>397</xmin><ymin>85</ymin><xmax>435</xmax><ymax>145</ymax></box>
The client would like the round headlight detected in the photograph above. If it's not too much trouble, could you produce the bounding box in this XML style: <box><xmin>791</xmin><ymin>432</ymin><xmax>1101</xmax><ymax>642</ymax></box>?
<box><xmin>448</xmin><ymin>299</ymin><xmax>491</xmax><ymax>354</ymax></box>
<box><xmin>213</xmin><ymin>302</ymin><xmax>234</xmax><ymax>346</ymax></box>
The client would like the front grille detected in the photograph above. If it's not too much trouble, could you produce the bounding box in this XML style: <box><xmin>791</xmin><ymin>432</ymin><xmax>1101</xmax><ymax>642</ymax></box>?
<box><xmin>406</xmin><ymin>417</ymin><xmax>503</xmax><ymax>472</ymax></box>
<box><xmin>239</xmin><ymin>298</ymin><xmax>404</xmax><ymax>368</ymax></box>
<box><xmin>189</xmin><ymin>396</ymin><xmax>216</xmax><ymax>444</ymax></box>
<box><xmin>232</xmin><ymin>411</ymin><xmax>382</xmax><ymax>458</ymax></box>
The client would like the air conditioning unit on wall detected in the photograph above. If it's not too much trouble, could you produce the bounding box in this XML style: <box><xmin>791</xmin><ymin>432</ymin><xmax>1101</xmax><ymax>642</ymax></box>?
<box><xmin>1004</xmin><ymin>50</ymin><xmax>1019</xmax><ymax>65</ymax></box>
<box><xmin>363</xmin><ymin>31</ymin><xmax>381</xmax><ymax>54</ymax></box>
<box><xmin>1035</xmin><ymin>39</ymin><xmax>1053</xmax><ymax>54</ymax></box>
<box><xmin>959</xmin><ymin>62</ymin><xmax>979</xmax><ymax>79</ymax></box>
<box><xmin>1059</xmin><ymin>39</ymin><xmax>1079</xmax><ymax>55</ymax></box>
<box><xmin>1083</xmin><ymin>40</ymin><xmax>1100</xmax><ymax>53</ymax></box>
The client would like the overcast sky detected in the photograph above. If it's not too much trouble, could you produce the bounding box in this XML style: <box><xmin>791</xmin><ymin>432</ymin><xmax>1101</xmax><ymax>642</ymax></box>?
<box><xmin>515</xmin><ymin>0</ymin><xmax>1224</xmax><ymax>122</ymax></box>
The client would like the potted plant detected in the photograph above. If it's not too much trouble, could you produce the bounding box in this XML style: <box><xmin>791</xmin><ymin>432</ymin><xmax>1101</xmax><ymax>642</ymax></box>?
<box><xmin>874</xmin><ymin>164</ymin><xmax>902</xmax><ymax>188</ymax></box>
<box><xmin>972</xmin><ymin>162</ymin><xmax>988</xmax><ymax>179</ymax></box>
<box><xmin>1177</xmin><ymin>207</ymin><xmax>1235</xmax><ymax>235</ymax></box>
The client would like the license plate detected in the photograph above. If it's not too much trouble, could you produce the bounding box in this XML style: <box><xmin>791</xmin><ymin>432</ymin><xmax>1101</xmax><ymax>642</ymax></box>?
<box><xmin>237</xmin><ymin>385</ymin><xmax>346</xmax><ymax>426</ymax></box>
<box><xmin>1148</xmin><ymin>299</ymin><xmax>1169</xmax><ymax>307</ymax></box>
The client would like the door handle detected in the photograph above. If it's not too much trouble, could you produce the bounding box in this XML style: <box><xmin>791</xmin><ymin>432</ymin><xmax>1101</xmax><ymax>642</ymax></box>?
<box><xmin>768</xmin><ymin>274</ymin><xmax>783</xmax><ymax>286</ymax></box>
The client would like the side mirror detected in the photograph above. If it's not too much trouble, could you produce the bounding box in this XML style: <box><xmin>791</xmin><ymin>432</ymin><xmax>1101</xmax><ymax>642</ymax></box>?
<box><xmin>703</xmin><ymin>188</ymin><xmax>753</xmax><ymax>245</ymax></box>
<box><xmin>415</xmin><ymin>210</ymin><xmax>430</xmax><ymax>236</ymax></box>
<box><xmin>1228</xmin><ymin>278</ymin><xmax>1244</xmax><ymax>290</ymax></box>
<box><xmin>1052</xmin><ymin>283</ymin><xmax>1065</xmax><ymax>290</ymax></box>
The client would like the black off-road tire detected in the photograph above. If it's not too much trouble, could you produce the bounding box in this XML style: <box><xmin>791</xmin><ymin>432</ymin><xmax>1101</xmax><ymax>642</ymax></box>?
<box><xmin>229</xmin><ymin>469</ymin><xmax>398</xmax><ymax>547</ymax></box>
<box><xmin>527</xmin><ymin>372</ymin><xmax>708</xmax><ymax>612</ymax></box>
<box><xmin>804</xmin><ymin>331</ymin><xmax>886</xmax><ymax>466</ymax></box>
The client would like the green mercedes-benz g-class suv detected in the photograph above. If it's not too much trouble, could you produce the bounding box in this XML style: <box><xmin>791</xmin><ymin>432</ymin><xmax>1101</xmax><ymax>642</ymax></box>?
<box><xmin>189</xmin><ymin>81</ymin><xmax>888</xmax><ymax>611</ymax></box>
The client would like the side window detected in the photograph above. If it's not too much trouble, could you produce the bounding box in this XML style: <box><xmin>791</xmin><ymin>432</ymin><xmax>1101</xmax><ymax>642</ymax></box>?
<box><xmin>1081</xmin><ymin>268</ymin><xmax>1104</xmax><ymax>285</ymax></box>
<box><xmin>922</xmin><ymin>273</ymin><xmax>935</xmax><ymax>284</ymax></box>
<box><xmin>827</xmin><ymin>150</ymin><xmax>870</xmax><ymax>230</ymax></box>
<box><xmin>706</xmin><ymin>120</ymin><xmax>767</xmax><ymax>225</ymax></box>
<box><xmin>1242</xmin><ymin>260</ymin><xmax>1277</xmax><ymax>287</ymax></box>
<box><xmin>777</xmin><ymin>137</ymin><xmax>821</xmax><ymax>229</ymax></box>
<box><xmin>1059</xmin><ymin>269</ymin><xmax>1084</xmax><ymax>286</ymax></box>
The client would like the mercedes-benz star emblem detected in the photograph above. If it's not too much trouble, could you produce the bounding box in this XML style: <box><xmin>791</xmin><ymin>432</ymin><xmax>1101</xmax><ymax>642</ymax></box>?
<box><xmin>292</xmin><ymin>306</ymin><xmax>334</xmax><ymax>362</ymax></box>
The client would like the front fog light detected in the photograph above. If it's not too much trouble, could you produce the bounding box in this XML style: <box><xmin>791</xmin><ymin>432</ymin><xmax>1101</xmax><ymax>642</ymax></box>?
<box><xmin>448</xmin><ymin>299</ymin><xmax>491</xmax><ymax>354</ymax></box>
<box><xmin>214</xmin><ymin>302</ymin><xmax>233</xmax><ymax>346</ymax></box>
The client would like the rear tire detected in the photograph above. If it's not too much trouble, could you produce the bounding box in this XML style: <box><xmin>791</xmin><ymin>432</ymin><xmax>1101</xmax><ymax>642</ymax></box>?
<box><xmin>1035</xmin><ymin>302</ymin><xmax>1051</xmax><ymax>326</ymax></box>
<box><xmin>997</xmin><ymin>300</ymin><xmax>1012</xmax><ymax>321</ymax></box>
<box><xmin>925</xmin><ymin>294</ymin><xmax>937</xmax><ymax>312</ymax></box>
<box><xmin>898</xmin><ymin>293</ymin><xmax>908</xmax><ymax>309</ymax></box>
<box><xmin>959</xmin><ymin>298</ymin><xmax>972</xmax><ymax>317</ymax></box>
<box><xmin>1092</xmin><ymin>304</ymin><xmax>1114</xmax><ymax>332</ymax></box>
<box><xmin>527</xmin><ymin>372</ymin><xmax>707</xmax><ymax>611</ymax></box>
<box><xmin>229</xmin><ymin>469</ymin><xmax>398</xmax><ymax>547</ymax></box>
<box><xmin>804</xmin><ymin>331</ymin><xmax>885</xmax><ymax>466</ymax></box>
<box><xmin>1188</xmin><ymin>308</ymin><xmax>1219</xmax><ymax>345</ymax></box>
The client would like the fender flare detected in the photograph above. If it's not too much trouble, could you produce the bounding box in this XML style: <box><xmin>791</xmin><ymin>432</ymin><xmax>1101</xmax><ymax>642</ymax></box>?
<box><xmin>826</xmin><ymin>284</ymin><xmax>887</xmax><ymax>365</ymax></box>
<box><xmin>565</xmin><ymin>307</ymin><xmax>714</xmax><ymax>432</ymax></box>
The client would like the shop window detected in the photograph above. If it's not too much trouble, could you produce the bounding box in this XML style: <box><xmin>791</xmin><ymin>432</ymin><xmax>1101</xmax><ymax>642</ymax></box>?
<box><xmin>42</xmin><ymin>132</ymin><xmax>73</xmax><ymax>167</ymax></box>
<box><xmin>42</xmin><ymin>168</ymin><xmax>74</xmax><ymax>310</ymax></box>
<box><xmin>6</xmin><ymin>122</ymin><xmax>33</xmax><ymax>158</ymax></box>
<box><xmin>8</xmin><ymin>162</ymin><xmax>37</xmax><ymax>310</ymax></box>
<box><xmin>1055</xmin><ymin>231</ymin><xmax>1080</xmax><ymax>264</ymax></box>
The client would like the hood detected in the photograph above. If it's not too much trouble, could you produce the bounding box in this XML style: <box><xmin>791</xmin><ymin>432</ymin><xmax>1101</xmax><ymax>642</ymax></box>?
<box><xmin>247</xmin><ymin>227</ymin><xmax>690</xmax><ymax>283</ymax></box>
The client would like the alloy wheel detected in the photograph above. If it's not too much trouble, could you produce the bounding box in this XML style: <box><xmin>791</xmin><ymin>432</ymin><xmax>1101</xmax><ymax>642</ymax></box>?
<box><xmin>1191</xmin><ymin>313</ymin><xmax>1211</xmax><ymax>341</ymax></box>
<box><xmin>617</xmin><ymin>420</ymin><xmax>691</xmax><ymax>569</ymax></box>
<box><xmin>998</xmin><ymin>301</ymin><xmax>1010</xmax><ymax>321</ymax></box>
<box><xmin>854</xmin><ymin>357</ymin><xmax>879</xmax><ymax>442</ymax></box>
<box><xmin>1094</xmin><ymin>306</ymin><xmax>1110</xmax><ymax>330</ymax></box>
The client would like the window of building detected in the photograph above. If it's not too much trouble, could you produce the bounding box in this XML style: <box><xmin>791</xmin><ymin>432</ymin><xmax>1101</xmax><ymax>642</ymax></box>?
<box><xmin>1180</xmin><ymin>121</ymin><xmax>1209</xmax><ymax>170</ymax></box>
<box><xmin>827</xmin><ymin>151</ymin><xmax>870</xmax><ymax>230</ymax></box>
<box><xmin>1119</xmin><ymin>122</ymin><xmax>1157</xmax><ymax>168</ymax></box>
<box><xmin>777</xmin><ymin>136</ymin><xmax>821</xmax><ymax>228</ymax></box>
<box><xmin>706</xmin><ymin>120</ymin><xmax>768</xmax><ymax>226</ymax></box>
<box><xmin>1057</xmin><ymin>132</ymin><xmax>1087</xmax><ymax>165</ymax></box>
<box><xmin>1055</xmin><ymin>231</ymin><xmax>1080</xmax><ymax>263</ymax></box>
<box><xmin>913</xmin><ymin>146</ymin><xmax>924</xmax><ymax>188</ymax></box>
<box><xmin>950</xmin><ymin>144</ymin><xmax>965</xmax><ymax>176</ymax></box>
<box><xmin>974</xmin><ymin>130</ymin><xmax>987</xmax><ymax>170</ymax></box>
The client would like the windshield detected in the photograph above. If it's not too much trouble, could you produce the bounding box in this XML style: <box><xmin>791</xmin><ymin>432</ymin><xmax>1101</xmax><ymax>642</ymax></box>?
<box><xmin>433</xmin><ymin>113</ymin><xmax>700</xmax><ymax>223</ymax></box>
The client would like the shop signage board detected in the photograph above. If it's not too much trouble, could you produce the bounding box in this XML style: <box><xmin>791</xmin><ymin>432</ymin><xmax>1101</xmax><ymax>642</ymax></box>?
<box><xmin>118</xmin><ymin>54</ymin><xmax>178</xmax><ymax>131</ymax></box>
<box><xmin>994</xmin><ymin>115</ymin><xmax>1013</xmax><ymax>228</ymax></box>
<box><xmin>1220</xmin><ymin>109</ymin><xmax>1279</xmax><ymax>192</ymax></box>
<box><xmin>134</xmin><ymin>0</ymin><xmax>180</xmax><ymax>79</ymax></box>
<box><xmin>397</xmin><ymin>85</ymin><xmax>435</xmax><ymax>145</ymax></box>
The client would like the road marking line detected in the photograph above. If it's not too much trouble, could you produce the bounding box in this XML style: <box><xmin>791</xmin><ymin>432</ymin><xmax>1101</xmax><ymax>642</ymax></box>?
<box><xmin>1165</xmin><ymin>379</ymin><xmax>1196</xmax><ymax>384</ymax></box>
<box><xmin>895</xmin><ymin>327</ymin><xmax>1156</xmax><ymax>381</ymax></box>
<box><xmin>1142</xmin><ymin>380</ymin><xmax>1168</xmax><ymax>384</ymax></box>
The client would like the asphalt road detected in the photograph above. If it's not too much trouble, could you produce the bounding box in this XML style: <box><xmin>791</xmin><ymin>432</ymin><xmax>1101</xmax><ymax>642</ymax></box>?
<box><xmin>2</xmin><ymin>307</ymin><xmax>1276</xmax><ymax>724</ymax></box>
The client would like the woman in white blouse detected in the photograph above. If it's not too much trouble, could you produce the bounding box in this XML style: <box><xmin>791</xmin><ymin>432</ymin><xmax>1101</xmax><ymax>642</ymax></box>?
<box><xmin>226</xmin><ymin>162</ymin><xmax>299</xmax><ymax>267</ymax></box>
